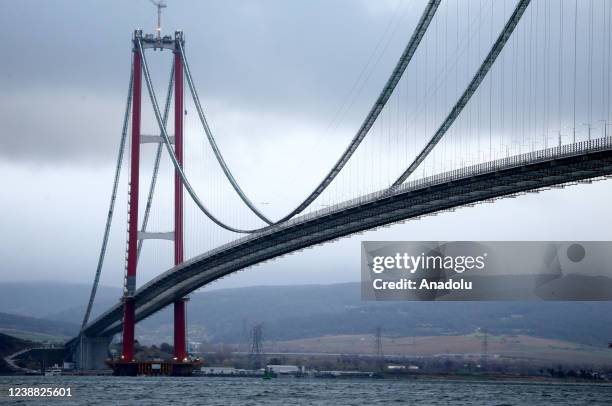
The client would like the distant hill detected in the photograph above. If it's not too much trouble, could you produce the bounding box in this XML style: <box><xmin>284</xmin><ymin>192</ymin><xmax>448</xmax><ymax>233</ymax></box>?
<box><xmin>0</xmin><ymin>312</ymin><xmax>79</xmax><ymax>340</ymax></box>
<box><xmin>0</xmin><ymin>282</ymin><xmax>121</xmax><ymax>321</ymax></box>
<box><xmin>137</xmin><ymin>283</ymin><xmax>612</xmax><ymax>347</ymax></box>
<box><xmin>1</xmin><ymin>282</ymin><xmax>612</xmax><ymax>348</ymax></box>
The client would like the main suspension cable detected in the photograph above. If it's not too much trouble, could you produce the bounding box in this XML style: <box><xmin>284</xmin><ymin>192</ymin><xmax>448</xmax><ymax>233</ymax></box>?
<box><xmin>392</xmin><ymin>0</ymin><xmax>532</xmax><ymax>187</ymax></box>
<box><xmin>81</xmin><ymin>63</ymin><xmax>134</xmax><ymax>330</ymax></box>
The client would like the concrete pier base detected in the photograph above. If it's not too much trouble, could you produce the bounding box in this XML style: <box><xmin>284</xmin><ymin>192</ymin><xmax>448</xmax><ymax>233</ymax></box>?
<box><xmin>73</xmin><ymin>335</ymin><xmax>112</xmax><ymax>370</ymax></box>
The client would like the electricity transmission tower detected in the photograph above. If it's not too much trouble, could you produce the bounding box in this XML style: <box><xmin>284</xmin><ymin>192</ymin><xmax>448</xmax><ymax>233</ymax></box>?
<box><xmin>375</xmin><ymin>326</ymin><xmax>384</xmax><ymax>371</ymax></box>
<box><xmin>249</xmin><ymin>323</ymin><xmax>264</xmax><ymax>370</ymax></box>
<box><xmin>480</xmin><ymin>328</ymin><xmax>489</xmax><ymax>369</ymax></box>
<box><xmin>241</xmin><ymin>318</ymin><xmax>249</xmax><ymax>352</ymax></box>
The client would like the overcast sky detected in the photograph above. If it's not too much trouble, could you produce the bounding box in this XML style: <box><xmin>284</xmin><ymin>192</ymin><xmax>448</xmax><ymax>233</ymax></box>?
<box><xmin>1</xmin><ymin>0</ymin><xmax>611</xmax><ymax>295</ymax></box>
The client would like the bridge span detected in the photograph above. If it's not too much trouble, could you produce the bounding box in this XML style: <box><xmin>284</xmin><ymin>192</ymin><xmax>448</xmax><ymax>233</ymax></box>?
<box><xmin>75</xmin><ymin>137</ymin><xmax>612</xmax><ymax>342</ymax></box>
<box><xmin>63</xmin><ymin>0</ymin><xmax>612</xmax><ymax>373</ymax></box>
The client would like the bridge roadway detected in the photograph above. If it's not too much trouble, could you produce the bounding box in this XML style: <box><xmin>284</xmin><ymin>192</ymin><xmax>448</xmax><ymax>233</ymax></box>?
<box><xmin>74</xmin><ymin>137</ymin><xmax>612</xmax><ymax>342</ymax></box>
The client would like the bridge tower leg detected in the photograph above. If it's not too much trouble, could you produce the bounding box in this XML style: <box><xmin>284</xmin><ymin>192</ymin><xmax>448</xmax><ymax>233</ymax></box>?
<box><xmin>121</xmin><ymin>31</ymin><xmax>142</xmax><ymax>363</ymax></box>
<box><xmin>173</xmin><ymin>31</ymin><xmax>188</xmax><ymax>362</ymax></box>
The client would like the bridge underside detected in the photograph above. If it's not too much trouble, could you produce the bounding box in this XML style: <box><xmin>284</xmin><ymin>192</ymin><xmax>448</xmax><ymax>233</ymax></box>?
<box><xmin>72</xmin><ymin>141</ymin><xmax>612</xmax><ymax>348</ymax></box>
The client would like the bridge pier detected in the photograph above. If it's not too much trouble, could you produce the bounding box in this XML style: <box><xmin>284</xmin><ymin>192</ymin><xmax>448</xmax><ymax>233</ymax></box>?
<box><xmin>75</xmin><ymin>335</ymin><xmax>112</xmax><ymax>370</ymax></box>
<box><xmin>173</xmin><ymin>297</ymin><xmax>188</xmax><ymax>360</ymax></box>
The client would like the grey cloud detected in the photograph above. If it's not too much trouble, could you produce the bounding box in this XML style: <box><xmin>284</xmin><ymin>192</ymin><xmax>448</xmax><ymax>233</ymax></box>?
<box><xmin>0</xmin><ymin>0</ymin><xmax>424</xmax><ymax>163</ymax></box>
<box><xmin>3</xmin><ymin>0</ymin><xmax>608</xmax><ymax>165</ymax></box>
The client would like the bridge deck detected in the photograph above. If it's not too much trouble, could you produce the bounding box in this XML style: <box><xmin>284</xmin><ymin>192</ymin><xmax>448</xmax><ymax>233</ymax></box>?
<box><xmin>75</xmin><ymin>137</ymin><xmax>612</xmax><ymax>341</ymax></box>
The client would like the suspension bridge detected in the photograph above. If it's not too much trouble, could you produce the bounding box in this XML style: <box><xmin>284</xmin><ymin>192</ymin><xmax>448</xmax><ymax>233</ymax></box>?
<box><xmin>66</xmin><ymin>0</ymin><xmax>612</xmax><ymax>374</ymax></box>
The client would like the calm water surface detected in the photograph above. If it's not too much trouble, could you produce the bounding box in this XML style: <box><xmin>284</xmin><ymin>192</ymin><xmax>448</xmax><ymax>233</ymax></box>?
<box><xmin>1</xmin><ymin>376</ymin><xmax>612</xmax><ymax>405</ymax></box>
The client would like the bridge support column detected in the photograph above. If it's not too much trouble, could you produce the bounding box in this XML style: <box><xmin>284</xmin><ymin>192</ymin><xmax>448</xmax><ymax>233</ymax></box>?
<box><xmin>173</xmin><ymin>31</ymin><xmax>188</xmax><ymax>361</ymax></box>
<box><xmin>75</xmin><ymin>335</ymin><xmax>112</xmax><ymax>370</ymax></box>
<box><xmin>174</xmin><ymin>298</ymin><xmax>187</xmax><ymax>360</ymax></box>
<box><xmin>121</xmin><ymin>31</ymin><xmax>142</xmax><ymax>363</ymax></box>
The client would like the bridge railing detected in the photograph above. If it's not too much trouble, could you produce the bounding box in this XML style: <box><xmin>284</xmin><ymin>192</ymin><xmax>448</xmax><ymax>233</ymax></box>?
<box><xmin>395</xmin><ymin>136</ymin><xmax>612</xmax><ymax>195</ymax></box>
<box><xmin>282</xmin><ymin>136</ymin><xmax>612</xmax><ymax>231</ymax></box>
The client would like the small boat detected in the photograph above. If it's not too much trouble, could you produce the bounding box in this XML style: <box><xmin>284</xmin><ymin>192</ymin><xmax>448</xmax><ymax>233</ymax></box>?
<box><xmin>262</xmin><ymin>369</ymin><xmax>276</xmax><ymax>380</ymax></box>
<box><xmin>44</xmin><ymin>364</ymin><xmax>62</xmax><ymax>376</ymax></box>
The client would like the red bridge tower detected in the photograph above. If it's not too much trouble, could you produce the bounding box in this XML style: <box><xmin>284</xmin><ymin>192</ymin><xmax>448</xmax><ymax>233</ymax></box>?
<box><xmin>111</xmin><ymin>30</ymin><xmax>196</xmax><ymax>376</ymax></box>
